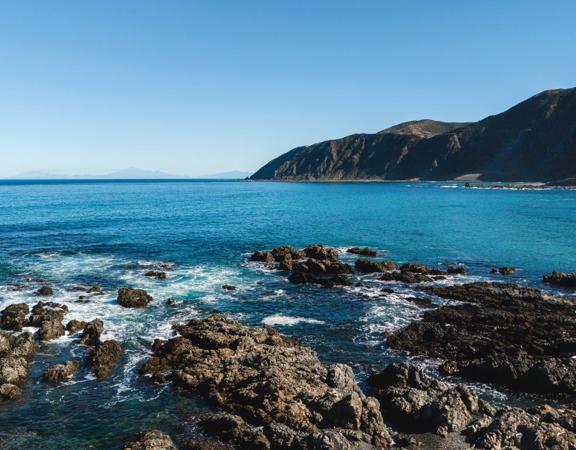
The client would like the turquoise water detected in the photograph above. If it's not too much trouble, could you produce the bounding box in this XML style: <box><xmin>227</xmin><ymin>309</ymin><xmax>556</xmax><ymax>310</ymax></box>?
<box><xmin>0</xmin><ymin>180</ymin><xmax>575</xmax><ymax>448</ymax></box>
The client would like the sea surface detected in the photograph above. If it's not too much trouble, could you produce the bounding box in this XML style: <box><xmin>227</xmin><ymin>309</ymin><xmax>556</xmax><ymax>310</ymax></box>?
<box><xmin>0</xmin><ymin>179</ymin><xmax>575</xmax><ymax>449</ymax></box>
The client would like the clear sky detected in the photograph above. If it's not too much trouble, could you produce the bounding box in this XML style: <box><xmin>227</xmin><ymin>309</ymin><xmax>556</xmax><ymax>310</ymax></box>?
<box><xmin>1</xmin><ymin>0</ymin><xmax>574</xmax><ymax>177</ymax></box>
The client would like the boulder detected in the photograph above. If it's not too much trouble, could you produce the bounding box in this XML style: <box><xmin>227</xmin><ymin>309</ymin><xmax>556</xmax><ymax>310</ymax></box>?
<box><xmin>141</xmin><ymin>314</ymin><xmax>392</xmax><ymax>449</ymax></box>
<box><xmin>0</xmin><ymin>303</ymin><xmax>29</xmax><ymax>331</ymax></box>
<box><xmin>29</xmin><ymin>302</ymin><xmax>68</xmax><ymax>341</ymax></box>
<box><xmin>543</xmin><ymin>271</ymin><xmax>576</xmax><ymax>288</ymax></box>
<box><xmin>87</xmin><ymin>284</ymin><xmax>103</xmax><ymax>294</ymax></box>
<box><xmin>88</xmin><ymin>340</ymin><xmax>123</xmax><ymax>378</ymax></box>
<box><xmin>491</xmin><ymin>267</ymin><xmax>516</xmax><ymax>275</ymax></box>
<box><xmin>44</xmin><ymin>360</ymin><xmax>82</xmax><ymax>384</ymax></box>
<box><xmin>380</xmin><ymin>271</ymin><xmax>433</xmax><ymax>284</ymax></box>
<box><xmin>78</xmin><ymin>319</ymin><xmax>104</xmax><ymax>346</ymax></box>
<box><xmin>123</xmin><ymin>430</ymin><xmax>177</xmax><ymax>450</ymax></box>
<box><xmin>144</xmin><ymin>271</ymin><xmax>167</xmax><ymax>280</ymax></box>
<box><xmin>117</xmin><ymin>288</ymin><xmax>153</xmax><ymax>308</ymax></box>
<box><xmin>166</xmin><ymin>298</ymin><xmax>177</xmax><ymax>307</ymax></box>
<box><xmin>447</xmin><ymin>265</ymin><xmax>467</xmax><ymax>275</ymax></box>
<box><xmin>302</xmin><ymin>245</ymin><xmax>339</xmax><ymax>261</ymax></box>
<box><xmin>66</xmin><ymin>319</ymin><xmax>87</xmax><ymax>335</ymax></box>
<box><xmin>250</xmin><ymin>251</ymin><xmax>275</xmax><ymax>263</ymax></box>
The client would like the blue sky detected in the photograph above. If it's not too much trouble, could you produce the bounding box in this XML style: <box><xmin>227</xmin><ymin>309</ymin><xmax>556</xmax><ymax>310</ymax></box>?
<box><xmin>0</xmin><ymin>0</ymin><xmax>574</xmax><ymax>177</ymax></box>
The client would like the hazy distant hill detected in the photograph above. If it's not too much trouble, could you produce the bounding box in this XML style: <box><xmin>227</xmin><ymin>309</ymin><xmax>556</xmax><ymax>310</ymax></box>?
<box><xmin>202</xmin><ymin>170</ymin><xmax>252</xmax><ymax>179</ymax></box>
<box><xmin>8</xmin><ymin>168</ymin><xmax>187</xmax><ymax>180</ymax></box>
<box><xmin>251</xmin><ymin>88</ymin><xmax>576</xmax><ymax>182</ymax></box>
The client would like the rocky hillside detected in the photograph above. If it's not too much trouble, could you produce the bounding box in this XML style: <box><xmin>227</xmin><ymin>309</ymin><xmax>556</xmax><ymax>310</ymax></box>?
<box><xmin>251</xmin><ymin>88</ymin><xmax>576</xmax><ymax>181</ymax></box>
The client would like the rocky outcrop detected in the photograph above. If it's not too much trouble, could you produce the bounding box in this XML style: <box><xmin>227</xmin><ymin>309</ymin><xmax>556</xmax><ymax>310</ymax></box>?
<box><xmin>88</xmin><ymin>340</ymin><xmax>123</xmax><ymax>378</ymax></box>
<box><xmin>543</xmin><ymin>270</ymin><xmax>576</xmax><ymax>288</ymax></box>
<box><xmin>355</xmin><ymin>260</ymin><xmax>398</xmax><ymax>273</ymax></box>
<box><xmin>78</xmin><ymin>319</ymin><xmax>104</xmax><ymax>346</ymax></box>
<box><xmin>66</xmin><ymin>319</ymin><xmax>87</xmax><ymax>335</ymax></box>
<box><xmin>388</xmin><ymin>282</ymin><xmax>576</xmax><ymax>396</ymax></box>
<box><xmin>44</xmin><ymin>360</ymin><xmax>82</xmax><ymax>384</ymax></box>
<box><xmin>29</xmin><ymin>302</ymin><xmax>68</xmax><ymax>341</ymax></box>
<box><xmin>347</xmin><ymin>247</ymin><xmax>377</xmax><ymax>257</ymax></box>
<box><xmin>144</xmin><ymin>271</ymin><xmax>167</xmax><ymax>280</ymax></box>
<box><xmin>0</xmin><ymin>332</ymin><xmax>36</xmax><ymax>400</ymax></box>
<box><xmin>468</xmin><ymin>405</ymin><xmax>576</xmax><ymax>449</ymax></box>
<box><xmin>36</xmin><ymin>286</ymin><xmax>53</xmax><ymax>296</ymax></box>
<box><xmin>118</xmin><ymin>288</ymin><xmax>153</xmax><ymax>308</ymax></box>
<box><xmin>141</xmin><ymin>314</ymin><xmax>392</xmax><ymax>449</ymax></box>
<box><xmin>0</xmin><ymin>303</ymin><xmax>29</xmax><ymax>331</ymax></box>
<box><xmin>123</xmin><ymin>430</ymin><xmax>177</xmax><ymax>450</ymax></box>
<box><xmin>369</xmin><ymin>364</ymin><xmax>492</xmax><ymax>436</ymax></box>
<box><xmin>251</xmin><ymin>88</ymin><xmax>576</xmax><ymax>182</ymax></box>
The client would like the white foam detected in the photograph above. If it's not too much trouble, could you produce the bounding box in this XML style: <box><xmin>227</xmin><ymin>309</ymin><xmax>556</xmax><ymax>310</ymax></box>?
<box><xmin>261</xmin><ymin>314</ymin><xmax>325</xmax><ymax>326</ymax></box>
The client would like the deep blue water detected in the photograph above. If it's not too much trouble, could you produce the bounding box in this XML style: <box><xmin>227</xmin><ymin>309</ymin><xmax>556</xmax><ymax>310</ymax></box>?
<box><xmin>0</xmin><ymin>180</ymin><xmax>575</xmax><ymax>449</ymax></box>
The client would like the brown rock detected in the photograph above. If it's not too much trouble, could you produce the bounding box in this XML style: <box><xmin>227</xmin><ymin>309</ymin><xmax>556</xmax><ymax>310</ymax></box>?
<box><xmin>44</xmin><ymin>360</ymin><xmax>82</xmax><ymax>384</ymax></box>
<box><xmin>117</xmin><ymin>288</ymin><xmax>153</xmax><ymax>308</ymax></box>
<box><xmin>123</xmin><ymin>430</ymin><xmax>177</xmax><ymax>450</ymax></box>
<box><xmin>88</xmin><ymin>340</ymin><xmax>123</xmax><ymax>378</ymax></box>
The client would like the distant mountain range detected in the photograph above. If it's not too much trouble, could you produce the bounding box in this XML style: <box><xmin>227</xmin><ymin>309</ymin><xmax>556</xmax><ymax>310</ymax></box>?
<box><xmin>251</xmin><ymin>88</ymin><xmax>576</xmax><ymax>182</ymax></box>
<box><xmin>8</xmin><ymin>168</ymin><xmax>252</xmax><ymax>180</ymax></box>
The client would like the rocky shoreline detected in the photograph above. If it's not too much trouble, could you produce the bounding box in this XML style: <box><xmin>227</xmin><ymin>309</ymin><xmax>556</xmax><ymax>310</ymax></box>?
<box><xmin>1</xmin><ymin>244</ymin><xmax>576</xmax><ymax>449</ymax></box>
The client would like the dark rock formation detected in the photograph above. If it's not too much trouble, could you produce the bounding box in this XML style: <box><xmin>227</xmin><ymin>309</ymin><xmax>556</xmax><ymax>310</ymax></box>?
<box><xmin>78</xmin><ymin>319</ymin><xmax>104</xmax><ymax>346</ymax></box>
<box><xmin>166</xmin><ymin>298</ymin><xmax>177</xmax><ymax>306</ymax></box>
<box><xmin>66</xmin><ymin>319</ymin><xmax>87</xmax><ymax>335</ymax></box>
<box><xmin>29</xmin><ymin>302</ymin><xmax>68</xmax><ymax>341</ymax></box>
<box><xmin>123</xmin><ymin>430</ymin><xmax>177</xmax><ymax>450</ymax></box>
<box><xmin>36</xmin><ymin>286</ymin><xmax>53</xmax><ymax>296</ymax></box>
<box><xmin>388</xmin><ymin>282</ymin><xmax>576</xmax><ymax>396</ymax></box>
<box><xmin>87</xmin><ymin>284</ymin><xmax>103</xmax><ymax>294</ymax></box>
<box><xmin>251</xmin><ymin>88</ymin><xmax>576</xmax><ymax>182</ymax></box>
<box><xmin>144</xmin><ymin>271</ymin><xmax>167</xmax><ymax>280</ymax></box>
<box><xmin>380</xmin><ymin>271</ymin><xmax>433</xmax><ymax>284</ymax></box>
<box><xmin>0</xmin><ymin>303</ymin><xmax>29</xmax><ymax>331</ymax></box>
<box><xmin>222</xmin><ymin>285</ymin><xmax>237</xmax><ymax>291</ymax></box>
<box><xmin>355</xmin><ymin>260</ymin><xmax>398</xmax><ymax>273</ymax></box>
<box><xmin>347</xmin><ymin>247</ymin><xmax>377</xmax><ymax>257</ymax></box>
<box><xmin>543</xmin><ymin>270</ymin><xmax>576</xmax><ymax>288</ymax></box>
<box><xmin>44</xmin><ymin>360</ymin><xmax>82</xmax><ymax>384</ymax></box>
<box><xmin>369</xmin><ymin>364</ymin><xmax>492</xmax><ymax>435</ymax></box>
<box><xmin>0</xmin><ymin>332</ymin><xmax>36</xmax><ymax>400</ymax></box>
<box><xmin>447</xmin><ymin>265</ymin><xmax>466</xmax><ymax>275</ymax></box>
<box><xmin>491</xmin><ymin>267</ymin><xmax>516</xmax><ymax>275</ymax></box>
<box><xmin>141</xmin><ymin>314</ymin><xmax>392</xmax><ymax>449</ymax></box>
<box><xmin>118</xmin><ymin>288</ymin><xmax>153</xmax><ymax>308</ymax></box>
<box><xmin>88</xmin><ymin>340</ymin><xmax>123</xmax><ymax>378</ymax></box>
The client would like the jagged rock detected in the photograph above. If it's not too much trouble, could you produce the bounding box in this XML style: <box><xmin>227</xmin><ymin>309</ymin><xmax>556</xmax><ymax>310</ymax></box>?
<box><xmin>144</xmin><ymin>271</ymin><xmax>167</xmax><ymax>280</ymax></box>
<box><xmin>141</xmin><ymin>314</ymin><xmax>392</xmax><ymax>449</ymax></box>
<box><xmin>491</xmin><ymin>267</ymin><xmax>516</xmax><ymax>275</ymax></box>
<box><xmin>468</xmin><ymin>405</ymin><xmax>576</xmax><ymax>449</ymax></box>
<box><xmin>88</xmin><ymin>340</ymin><xmax>123</xmax><ymax>378</ymax></box>
<box><xmin>250</xmin><ymin>251</ymin><xmax>275</xmax><ymax>263</ymax></box>
<box><xmin>355</xmin><ymin>260</ymin><xmax>398</xmax><ymax>273</ymax></box>
<box><xmin>369</xmin><ymin>364</ymin><xmax>490</xmax><ymax>435</ymax></box>
<box><xmin>29</xmin><ymin>302</ymin><xmax>68</xmax><ymax>341</ymax></box>
<box><xmin>123</xmin><ymin>430</ymin><xmax>177</xmax><ymax>450</ymax></box>
<box><xmin>543</xmin><ymin>270</ymin><xmax>576</xmax><ymax>288</ymax></box>
<box><xmin>388</xmin><ymin>282</ymin><xmax>576</xmax><ymax>395</ymax></box>
<box><xmin>380</xmin><ymin>271</ymin><xmax>433</xmax><ymax>284</ymax></box>
<box><xmin>78</xmin><ymin>319</ymin><xmax>104</xmax><ymax>346</ymax></box>
<box><xmin>347</xmin><ymin>247</ymin><xmax>377</xmax><ymax>257</ymax></box>
<box><xmin>0</xmin><ymin>303</ymin><xmax>29</xmax><ymax>331</ymax></box>
<box><xmin>302</xmin><ymin>245</ymin><xmax>339</xmax><ymax>261</ymax></box>
<box><xmin>0</xmin><ymin>332</ymin><xmax>35</xmax><ymax>400</ymax></box>
<box><xmin>117</xmin><ymin>288</ymin><xmax>153</xmax><ymax>308</ymax></box>
<box><xmin>36</xmin><ymin>286</ymin><xmax>53</xmax><ymax>296</ymax></box>
<box><xmin>44</xmin><ymin>360</ymin><xmax>82</xmax><ymax>384</ymax></box>
<box><xmin>66</xmin><ymin>319</ymin><xmax>87</xmax><ymax>335</ymax></box>
<box><xmin>190</xmin><ymin>414</ymin><xmax>270</xmax><ymax>449</ymax></box>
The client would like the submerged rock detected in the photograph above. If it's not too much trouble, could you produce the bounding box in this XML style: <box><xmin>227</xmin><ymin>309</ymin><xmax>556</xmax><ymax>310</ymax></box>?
<box><xmin>117</xmin><ymin>288</ymin><xmax>153</xmax><ymax>308</ymax></box>
<box><xmin>0</xmin><ymin>332</ymin><xmax>36</xmax><ymax>400</ymax></box>
<box><xmin>543</xmin><ymin>270</ymin><xmax>576</xmax><ymax>288</ymax></box>
<box><xmin>123</xmin><ymin>430</ymin><xmax>177</xmax><ymax>450</ymax></box>
<box><xmin>491</xmin><ymin>266</ymin><xmax>516</xmax><ymax>275</ymax></box>
<box><xmin>221</xmin><ymin>284</ymin><xmax>237</xmax><ymax>291</ymax></box>
<box><xmin>0</xmin><ymin>303</ymin><xmax>29</xmax><ymax>331</ymax></box>
<box><xmin>36</xmin><ymin>286</ymin><xmax>53</xmax><ymax>296</ymax></box>
<box><xmin>44</xmin><ymin>360</ymin><xmax>82</xmax><ymax>384</ymax></box>
<box><xmin>141</xmin><ymin>314</ymin><xmax>392</xmax><ymax>449</ymax></box>
<box><xmin>144</xmin><ymin>271</ymin><xmax>167</xmax><ymax>280</ymax></box>
<box><xmin>88</xmin><ymin>340</ymin><xmax>123</xmax><ymax>378</ymax></box>
<box><xmin>347</xmin><ymin>247</ymin><xmax>377</xmax><ymax>257</ymax></box>
<box><xmin>388</xmin><ymin>282</ymin><xmax>576</xmax><ymax>396</ymax></box>
<box><xmin>447</xmin><ymin>265</ymin><xmax>467</xmax><ymax>275</ymax></box>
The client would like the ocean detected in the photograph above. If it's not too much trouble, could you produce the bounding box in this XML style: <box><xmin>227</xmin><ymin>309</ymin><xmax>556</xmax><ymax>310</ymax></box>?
<box><xmin>0</xmin><ymin>179</ymin><xmax>575</xmax><ymax>449</ymax></box>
